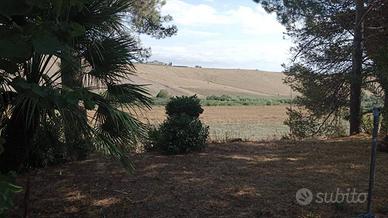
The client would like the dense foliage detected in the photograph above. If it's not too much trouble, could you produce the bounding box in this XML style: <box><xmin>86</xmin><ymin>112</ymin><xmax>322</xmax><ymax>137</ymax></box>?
<box><xmin>28</xmin><ymin>113</ymin><xmax>93</xmax><ymax>168</ymax></box>
<box><xmin>148</xmin><ymin>96</ymin><xmax>209</xmax><ymax>154</ymax></box>
<box><xmin>0</xmin><ymin>141</ymin><xmax>22</xmax><ymax>217</ymax></box>
<box><xmin>152</xmin><ymin>115</ymin><xmax>209</xmax><ymax>154</ymax></box>
<box><xmin>203</xmin><ymin>95</ymin><xmax>291</xmax><ymax>106</ymax></box>
<box><xmin>363</xmin><ymin>2</ymin><xmax>388</xmax><ymax>134</ymax></box>
<box><xmin>0</xmin><ymin>173</ymin><xmax>22</xmax><ymax>217</ymax></box>
<box><xmin>254</xmin><ymin>0</ymin><xmax>388</xmax><ymax>138</ymax></box>
<box><xmin>0</xmin><ymin>0</ymin><xmax>176</xmax><ymax>173</ymax></box>
<box><xmin>284</xmin><ymin>107</ymin><xmax>347</xmax><ymax>139</ymax></box>
<box><xmin>165</xmin><ymin>95</ymin><xmax>204</xmax><ymax>118</ymax></box>
<box><xmin>152</xmin><ymin>94</ymin><xmax>292</xmax><ymax>106</ymax></box>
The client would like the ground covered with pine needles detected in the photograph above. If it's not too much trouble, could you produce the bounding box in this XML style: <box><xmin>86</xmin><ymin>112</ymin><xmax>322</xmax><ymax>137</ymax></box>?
<box><xmin>11</xmin><ymin>136</ymin><xmax>388</xmax><ymax>217</ymax></box>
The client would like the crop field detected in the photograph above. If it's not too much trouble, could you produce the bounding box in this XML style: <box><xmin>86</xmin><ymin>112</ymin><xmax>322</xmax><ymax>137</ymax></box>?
<box><xmin>128</xmin><ymin>64</ymin><xmax>291</xmax><ymax>98</ymax></box>
<box><xmin>138</xmin><ymin>105</ymin><xmax>289</xmax><ymax>141</ymax></box>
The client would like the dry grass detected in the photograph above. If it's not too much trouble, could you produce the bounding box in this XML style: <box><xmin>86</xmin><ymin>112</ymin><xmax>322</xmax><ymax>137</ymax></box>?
<box><xmin>11</xmin><ymin>136</ymin><xmax>388</xmax><ymax>217</ymax></box>
<box><xmin>127</xmin><ymin>64</ymin><xmax>291</xmax><ymax>98</ymax></box>
<box><xmin>138</xmin><ymin>105</ymin><xmax>289</xmax><ymax>141</ymax></box>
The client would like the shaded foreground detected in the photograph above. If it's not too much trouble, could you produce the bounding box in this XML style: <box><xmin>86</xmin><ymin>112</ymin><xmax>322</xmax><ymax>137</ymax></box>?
<box><xmin>11</xmin><ymin>137</ymin><xmax>388</xmax><ymax>217</ymax></box>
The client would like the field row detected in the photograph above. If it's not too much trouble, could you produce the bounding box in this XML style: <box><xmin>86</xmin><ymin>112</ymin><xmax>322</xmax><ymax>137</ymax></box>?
<box><xmin>138</xmin><ymin>105</ymin><xmax>289</xmax><ymax>141</ymax></box>
<box><xmin>152</xmin><ymin>95</ymin><xmax>293</xmax><ymax>107</ymax></box>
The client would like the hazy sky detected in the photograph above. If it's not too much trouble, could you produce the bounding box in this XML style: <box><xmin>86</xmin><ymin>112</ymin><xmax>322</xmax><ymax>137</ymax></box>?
<box><xmin>140</xmin><ymin>0</ymin><xmax>293</xmax><ymax>72</ymax></box>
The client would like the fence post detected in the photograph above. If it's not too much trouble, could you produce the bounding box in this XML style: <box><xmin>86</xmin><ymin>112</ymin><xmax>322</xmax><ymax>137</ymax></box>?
<box><xmin>362</xmin><ymin>107</ymin><xmax>380</xmax><ymax>218</ymax></box>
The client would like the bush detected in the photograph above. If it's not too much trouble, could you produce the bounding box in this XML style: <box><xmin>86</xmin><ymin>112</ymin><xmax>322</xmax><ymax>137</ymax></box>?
<box><xmin>284</xmin><ymin>107</ymin><xmax>347</xmax><ymax>139</ymax></box>
<box><xmin>144</xmin><ymin>126</ymin><xmax>161</xmax><ymax>152</ymax></box>
<box><xmin>206</xmin><ymin>95</ymin><xmax>233</xmax><ymax>101</ymax></box>
<box><xmin>0</xmin><ymin>173</ymin><xmax>22</xmax><ymax>217</ymax></box>
<box><xmin>156</xmin><ymin>89</ymin><xmax>170</xmax><ymax>98</ymax></box>
<box><xmin>149</xmin><ymin>95</ymin><xmax>209</xmax><ymax>154</ymax></box>
<box><xmin>165</xmin><ymin>95</ymin><xmax>204</xmax><ymax>118</ymax></box>
<box><xmin>154</xmin><ymin>115</ymin><xmax>209</xmax><ymax>154</ymax></box>
<box><xmin>28</xmin><ymin>114</ymin><xmax>67</xmax><ymax>168</ymax></box>
<box><xmin>28</xmin><ymin>114</ymin><xmax>93</xmax><ymax>168</ymax></box>
<box><xmin>361</xmin><ymin>113</ymin><xmax>374</xmax><ymax>134</ymax></box>
<box><xmin>284</xmin><ymin>108</ymin><xmax>318</xmax><ymax>138</ymax></box>
<box><xmin>0</xmin><ymin>141</ymin><xmax>22</xmax><ymax>217</ymax></box>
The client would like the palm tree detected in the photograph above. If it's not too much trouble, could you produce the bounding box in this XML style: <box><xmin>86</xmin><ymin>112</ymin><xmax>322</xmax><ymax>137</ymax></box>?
<box><xmin>0</xmin><ymin>0</ymin><xmax>154</xmax><ymax>172</ymax></box>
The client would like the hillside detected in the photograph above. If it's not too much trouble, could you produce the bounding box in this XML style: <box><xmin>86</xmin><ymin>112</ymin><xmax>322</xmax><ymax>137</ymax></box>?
<box><xmin>128</xmin><ymin>64</ymin><xmax>291</xmax><ymax>98</ymax></box>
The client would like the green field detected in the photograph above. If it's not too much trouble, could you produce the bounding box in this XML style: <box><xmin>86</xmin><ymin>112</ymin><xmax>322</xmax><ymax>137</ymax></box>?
<box><xmin>152</xmin><ymin>95</ymin><xmax>292</xmax><ymax>107</ymax></box>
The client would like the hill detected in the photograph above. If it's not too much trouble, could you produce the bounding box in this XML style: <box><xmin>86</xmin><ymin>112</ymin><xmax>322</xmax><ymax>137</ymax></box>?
<box><xmin>128</xmin><ymin>64</ymin><xmax>291</xmax><ymax>98</ymax></box>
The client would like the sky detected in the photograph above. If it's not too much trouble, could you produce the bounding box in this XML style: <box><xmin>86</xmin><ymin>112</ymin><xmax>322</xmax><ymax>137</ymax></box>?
<box><xmin>140</xmin><ymin>0</ymin><xmax>293</xmax><ymax>72</ymax></box>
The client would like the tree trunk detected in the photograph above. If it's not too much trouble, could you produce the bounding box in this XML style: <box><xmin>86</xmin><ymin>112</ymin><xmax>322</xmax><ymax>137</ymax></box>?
<box><xmin>61</xmin><ymin>58</ymin><xmax>82</xmax><ymax>88</ymax></box>
<box><xmin>349</xmin><ymin>0</ymin><xmax>364</xmax><ymax>135</ymax></box>
<box><xmin>61</xmin><ymin>54</ymin><xmax>88</xmax><ymax>159</ymax></box>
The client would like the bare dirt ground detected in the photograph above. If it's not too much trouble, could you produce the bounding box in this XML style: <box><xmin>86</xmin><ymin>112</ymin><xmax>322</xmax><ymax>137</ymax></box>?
<box><xmin>11</xmin><ymin>136</ymin><xmax>388</xmax><ymax>217</ymax></box>
<box><xmin>139</xmin><ymin>105</ymin><xmax>289</xmax><ymax>140</ymax></box>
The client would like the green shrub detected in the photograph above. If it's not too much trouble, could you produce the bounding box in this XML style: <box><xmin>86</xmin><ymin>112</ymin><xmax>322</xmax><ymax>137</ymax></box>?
<box><xmin>166</xmin><ymin>95</ymin><xmax>204</xmax><ymax>118</ymax></box>
<box><xmin>149</xmin><ymin>95</ymin><xmax>209</xmax><ymax>154</ymax></box>
<box><xmin>361</xmin><ymin>113</ymin><xmax>374</xmax><ymax>134</ymax></box>
<box><xmin>28</xmin><ymin>114</ymin><xmax>67</xmax><ymax>168</ymax></box>
<box><xmin>155</xmin><ymin>115</ymin><xmax>209</xmax><ymax>154</ymax></box>
<box><xmin>284</xmin><ymin>108</ymin><xmax>320</xmax><ymax>138</ymax></box>
<box><xmin>0</xmin><ymin>143</ymin><xmax>22</xmax><ymax>217</ymax></box>
<box><xmin>67</xmin><ymin>139</ymin><xmax>93</xmax><ymax>160</ymax></box>
<box><xmin>144</xmin><ymin>126</ymin><xmax>161</xmax><ymax>152</ymax></box>
<box><xmin>202</xmin><ymin>95</ymin><xmax>292</xmax><ymax>106</ymax></box>
<box><xmin>28</xmin><ymin>114</ymin><xmax>93</xmax><ymax>168</ymax></box>
<box><xmin>206</xmin><ymin>95</ymin><xmax>233</xmax><ymax>101</ymax></box>
<box><xmin>0</xmin><ymin>173</ymin><xmax>22</xmax><ymax>217</ymax></box>
<box><xmin>284</xmin><ymin>107</ymin><xmax>347</xmax><ymax>138</ymax></box>
<box><xmin>156</xmin><ymin>89</ymin><xmax>170</xmax><ymax>98</ymax></box>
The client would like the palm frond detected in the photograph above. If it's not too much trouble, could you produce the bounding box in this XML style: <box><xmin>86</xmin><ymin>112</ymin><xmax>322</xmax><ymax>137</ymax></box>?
<box><xmin>103</xmin><ymin>83</ymin><xmax>152</xmax><ymax>110</ymax></box>
<box><xmin>91</xmin><ymin>94</ymin><xmax>148</xmax><ymax>172</ymax></box>
<box><xmin>82</xmin><ymin>35</ymin><xmax>141</xmax><ymax>85</ymax></box>
<box><xmin>78</xmin><ymin>0</ymin><xmax>133</xmax><ymax>34</ymax></box>
<box><xmin>92</xmin><ymin>128</ymin><xmax>134</xmax><ymax>172</ymax></box>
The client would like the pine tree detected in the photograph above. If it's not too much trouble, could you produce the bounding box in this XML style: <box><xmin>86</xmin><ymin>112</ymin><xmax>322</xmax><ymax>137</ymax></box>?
<box><xmin>364</xmin><ymin>1</ymin><xmax>388</xmax><ymax>133</ymax></box>
<box><xmin>254</xmin><ymin>0</ymin><xmax>371</xmax><ymax>136</ymax></box>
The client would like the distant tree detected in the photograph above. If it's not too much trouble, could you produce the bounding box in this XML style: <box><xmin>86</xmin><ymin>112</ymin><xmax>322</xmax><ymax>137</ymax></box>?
<box><xmin>156</xmin><ymin>89</ymin><xmax>170</xmax><ymax>98</ymax></box>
